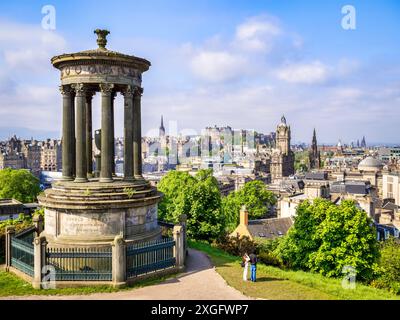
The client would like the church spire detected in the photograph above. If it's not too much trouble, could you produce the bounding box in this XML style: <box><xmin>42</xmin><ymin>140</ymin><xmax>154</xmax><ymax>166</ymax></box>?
<box><xmin>159</xmin><ymin>115</ymin><xmax>165</xmax><ymax>137</ymax></box>
<box><xmin>312</xmin><ymin>128</ymin><xmax>317</xmax><ymax>144</ymax></box>
<box><xmin>309</xmin><ymin>128</ymin><xmax>320</xmax><ymax>170</ymax></box>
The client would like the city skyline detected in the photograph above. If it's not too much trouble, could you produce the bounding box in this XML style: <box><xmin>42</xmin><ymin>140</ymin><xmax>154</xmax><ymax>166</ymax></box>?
<box><xmin>0</xmin><ymin>0</ymin><xmax>399</xmax><ymax>143</ymax></box>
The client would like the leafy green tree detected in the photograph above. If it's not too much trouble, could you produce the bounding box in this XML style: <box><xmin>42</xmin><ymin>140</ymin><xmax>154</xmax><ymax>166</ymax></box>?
<box><xmin>294</xmin><ymin>150</ymin><xmax>309</xmax><ymax>172</ymax></box>
<box><xmin>222</xmin><ymin>180</ymin><xmax>276</xmax><ymax>231</ymax></box>
<box><xmin>275</xmin><ymin>198</ymin><xmax>330</xmax><ymax>269</ymax></box>
<box><xmin>371</xmin><ymin>238</ymin><xmax>400</xmax><ymax>293</ymax></box>
<box><xmin>157</xmin><ymin>169</ymin><xmax>225</xmax><ymax>241</ymax></box>
<box><xmin>157</xmin><ymin>170</ymin><xmax>196</xmax><ymax>223</ymax></box>
<box><xmin>275</xmin><ymin>198</ymin><xmax>379</xmax><ymax>281</ymax></box>
<box><xmin>0</xmin><ymin>168</ymin><xmax>41</xmax><ymax>203</ymax></box>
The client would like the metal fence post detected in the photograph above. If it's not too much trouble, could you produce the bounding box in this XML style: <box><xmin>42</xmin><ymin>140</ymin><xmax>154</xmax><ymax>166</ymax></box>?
<box><xmin>112</xmin><ymin>235</ymin><xmax>126</xmax><ymax>287</ymax></box>
<box><xmin>5</xmin><ymin>226</ymin><xmax>15</xmax><ymax>272</ymax></box>
<box><xmin>32</xmin><ymin>236</ymin><xmax>46</xmax><ymax>289</ymax></box>
<box><xmin>173</xmin><ymin>225</ymin><xmax>184</xmax><ymax>270</ymax></box>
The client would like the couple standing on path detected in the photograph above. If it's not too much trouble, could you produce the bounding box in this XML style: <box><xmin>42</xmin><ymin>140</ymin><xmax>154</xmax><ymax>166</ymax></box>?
<box><xmin>242</xmin><ymin>252</ymin><xmax>257</xmax><ymax>282</ymax></box>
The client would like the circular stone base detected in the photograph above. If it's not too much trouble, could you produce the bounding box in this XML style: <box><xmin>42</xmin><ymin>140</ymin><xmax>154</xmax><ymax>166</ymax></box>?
<box><xmin>38</xmin><ymin>177</ymin><xmax>163</xmax><ymax>247</ymax></box>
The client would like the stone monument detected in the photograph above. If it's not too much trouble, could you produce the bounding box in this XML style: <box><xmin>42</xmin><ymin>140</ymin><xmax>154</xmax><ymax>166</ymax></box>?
<box><xmin>38</xmin><ymin>29</ymin><xmax>162</xmax><ymax>248</ymax></box>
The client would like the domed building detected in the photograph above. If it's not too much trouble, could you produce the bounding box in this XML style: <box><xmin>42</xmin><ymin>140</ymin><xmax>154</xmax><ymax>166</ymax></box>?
<box><xmin>358</xmin><ymin>156</ymin><xmax>384</xmax><ymax>173</ymax></box>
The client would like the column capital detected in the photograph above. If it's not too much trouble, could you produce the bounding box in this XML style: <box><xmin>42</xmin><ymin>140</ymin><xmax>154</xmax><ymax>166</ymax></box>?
<box><xmin>59</xmin><ymin>85</ymin><xmax>72</xmax><ymax>96</ymax></box>
<box><xmin>99</xmin><ymin>83</ymin><xmax>114</xmax><ymax>95</ymax></box>
<box><xmin>122</xmin><ymin>85</ymin><xmax>134</xmax><ymax>98</ymax></box>
<box><xmin>133</xmin><ymin>86</ymin><xmax>143</xmax><ymax>97</ymax></box>
<box><xmin>71</xmin><ymin>83</ymin><xmax>87</xmax><ymax>97</ymax></box>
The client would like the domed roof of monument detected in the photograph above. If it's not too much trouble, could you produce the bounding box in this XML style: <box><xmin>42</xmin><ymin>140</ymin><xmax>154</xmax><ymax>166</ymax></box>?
<box><xmin>51</xmin><ymin>29</ymin><xmax>151</xmax><ymax>72</ymax></box>
<box><xmin>358</xmin><ymin>156</ymin><xmax>383</xmax><ymax>171</ymax></box>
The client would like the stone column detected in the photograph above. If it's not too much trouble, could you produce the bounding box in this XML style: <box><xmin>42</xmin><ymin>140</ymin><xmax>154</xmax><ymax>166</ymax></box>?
<box><xmin>33</xmin><ymin>214</ymin><xmax>44</xmax><ymax>238</ymax></box>
<box><xmin>122</xmin><ymin>86</ymin><xmax>134</xmax><ymax>181</ymax></box>
<box><xmin>173</xmin><ymin>225</ymin><xmax>185</xmax><ymax>270</ymax></box>
<box><xmin>99</xmin><ymin>83</ymin><xmax>114</xmax><ymax>182</ymax></box>
<box><xmin>5</xmin><ymin>226</ymin><xmax>15</xmax><ymax>272</ymax></box>
<box><xmin>133</xmin><ymin>87</ymin><xmax>143</xmax><ymax>179</ymax></box>
<box><xmin>111</xmin><ymin>92</ymin><xmax>116</xmax><ymax>175</ymax></box>
<box><xmin>60</xmin><ymin>85</ymin><xmax>74</xmax><ymax>180</ymax></box>
<box><xmin>32</xmin><ymin>236</ymin><xmax>47</xmax><ymax>289</ymax></box>
<box><xmin>112</xmin><ymin>235</ymin><xmax>126</xmax><ymax>287</ymax></box>
<box><xmin>179</xmin><ymin>214</ymin><xmax>188</xmax><ymax>261</ymax></box>
<box><xmin>73</xmin><ymin>83</ymin><xmax>88</xmax><ymax>182</ymax></box>
<box><xmin>86</xmin><ymin>92</ymin><xmax>94</xmax><ymax>177</ymax></box>
<box><xmin>71</xmin><ymin>91</ymin><xmax>76</xmax><ymax>176</ymax></box>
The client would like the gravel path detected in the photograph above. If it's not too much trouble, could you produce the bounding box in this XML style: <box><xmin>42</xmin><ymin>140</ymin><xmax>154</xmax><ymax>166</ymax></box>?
<box><xmin>2</xmin><ymin>249</ymin><xmax>251</xmax><ymax>300</ymax></box>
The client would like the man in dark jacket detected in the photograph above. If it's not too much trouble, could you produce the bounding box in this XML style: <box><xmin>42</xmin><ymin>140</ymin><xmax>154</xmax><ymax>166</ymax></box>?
<box><xmin>249</xmin><ymin>252</ymin><xmax>257</xmax><ymax>282</ymax></box>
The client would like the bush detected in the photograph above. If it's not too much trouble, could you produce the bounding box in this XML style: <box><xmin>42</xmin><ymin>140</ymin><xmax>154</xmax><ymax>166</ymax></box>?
<box><xmin>255</xmin><ymin>238</ymin><xmax>283</xmax><ymax>268</ymax></box>
<box><xmin>215</xmin><ymin>234</ymin><xmax>257</xmax><ymax>257</ymax></box>
<box><xmin>258</xmin><ymin>251</ymin><xmax>282</xmax><ymax>268</ymax></box>
<box><xmin>371</xmin><ymin>237</ymin><xmax>400</xmax><ymax>294</ymax></box>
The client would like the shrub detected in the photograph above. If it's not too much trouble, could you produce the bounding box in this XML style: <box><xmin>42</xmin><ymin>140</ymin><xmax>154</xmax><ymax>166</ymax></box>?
<box><xmin>258</xmin><ymin>251</ymin><xmax>283</xmax><ymax>268</ymax></box>
<box><xmin>215</xmin><ymin>234</ymin><xmax>257</xmax><ymax>257</ymax></box>
<box><xmin>255</xmin><ymin>238</ymin><xmax>283</xmax><ymax>268</ymax></box>
<box><xmin>371</xmin><ymin>237</ymin><xmax>400</xmax><ymax>294</ymax></box>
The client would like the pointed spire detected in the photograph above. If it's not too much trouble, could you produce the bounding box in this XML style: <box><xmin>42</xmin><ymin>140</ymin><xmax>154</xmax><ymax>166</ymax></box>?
<box><xmin>281</xmin><ymin>115</ymin><xmax>286</xmax><ymax>125</ymax></box>
<box><xmin>159</xmin><ymin>115</ymin><xmax>165</xmax><ymax>137</ymax></box>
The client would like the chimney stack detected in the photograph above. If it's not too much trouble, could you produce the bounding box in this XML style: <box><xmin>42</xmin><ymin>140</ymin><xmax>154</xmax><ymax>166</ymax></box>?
<box><xmin>240</xmin><ymin>205</ymin><xmax>248</xmax><ymax>226</ymax></box>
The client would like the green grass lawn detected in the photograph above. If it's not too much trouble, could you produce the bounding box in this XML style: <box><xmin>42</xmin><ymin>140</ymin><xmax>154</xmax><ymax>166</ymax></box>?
<box><xmin>0</xmin><ymin>269</ymin><xmax>176</xmax><ymax>297</ymax></box>
<box><xmin>189</xmin><ymin>240</ymin><xmax>400</xmax><ymax>300</ymax></box>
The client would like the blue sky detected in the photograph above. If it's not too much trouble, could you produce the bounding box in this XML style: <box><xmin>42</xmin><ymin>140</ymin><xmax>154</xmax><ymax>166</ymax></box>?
<box><xmin>0</xmin><ymin>0</ymin><xmax>399</xmax><ymax>144</ymax></box>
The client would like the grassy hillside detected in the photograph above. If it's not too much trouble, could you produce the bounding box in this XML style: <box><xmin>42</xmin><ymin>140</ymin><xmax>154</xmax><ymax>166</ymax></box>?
<box><xmin>189</xmin><ymin>240</ymin><xmax>399</xmax><ymax>300</ymax></box>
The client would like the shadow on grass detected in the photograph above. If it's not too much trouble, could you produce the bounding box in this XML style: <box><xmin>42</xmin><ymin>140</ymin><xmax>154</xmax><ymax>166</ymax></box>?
<box><xmin>251</xmin><ymin>277</ymin><xmax>282</xmax><ymax>283</ymax></box>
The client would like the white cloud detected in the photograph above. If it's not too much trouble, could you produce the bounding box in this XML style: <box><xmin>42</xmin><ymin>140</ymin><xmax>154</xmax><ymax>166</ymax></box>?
<box><xmin>190</xmin><ymin>51</ymin><xmax>247</xmax><ymax>82</ymax></box>
<box><xmin>276</xmin><ymin>61</ymin><xmax>330</xmax><ymax>84</ymax></box>
<box><xmin>332</xmin><ymin>87</ymin><xmax>363</xmax><ymax>100</ymax></box>
<box><xmin>234</xmin><ymin>15</ymin><xmax>282</xmax><ymax>52</ymax></box>
<box><xmin>0</xmin><ymin>20</ymin><xmax>66</xmax><ymax>72</ymax></box>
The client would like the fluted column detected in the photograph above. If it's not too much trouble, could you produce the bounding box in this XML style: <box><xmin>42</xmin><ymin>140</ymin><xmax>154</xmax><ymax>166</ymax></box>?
<box><xmin>86</xmin><ymin>92</ymin><xmax>94</xmax><ymax>177</ymax></box>
<box><xmin>60</xmin><ymin>85</ymin><xmax>74</xmax><ymax>181</ymax></box>
<box><xmin>122</xmin><ymin>86</ymin><xmax>134</xmax><ymax>181</ymax></box>
<box><xmin>133</xmin><ymin>87</ymin><xmax>143</xmax><ymax>179</ymax></box>
<box><xmin>72</xmin><ymin>83</ymin><xmax>87</xmax><ymax>182</ymax></box>
<box><xmin>99</xmin><ymin>83</ymin><xmax>114</xmax><ymax>182</ymax></box>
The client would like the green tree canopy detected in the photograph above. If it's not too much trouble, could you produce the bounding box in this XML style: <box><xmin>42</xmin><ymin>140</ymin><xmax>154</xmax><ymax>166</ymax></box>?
<box><xmin>275</xmin><ymin>198</ymin><xmax>379</xmax><ymax>281</ymax></box>
<box><xmin>373</xmin><ymin>237</ymin><xmax>400</xmax><ymax>293</ymax></box>
<box><xmin>0</xmin><ymin>168</ymin><xmax>41</xmax><ymax>203</ymax></box>
<box><xmin>222</xmin><ymin>180</ymin><xmax>277</xmax><ymax>232</ymax></box>
<box><xmin>157</xmin><ymin>169</ymin><xmax>225</xmax><ymax>241</ymax></box>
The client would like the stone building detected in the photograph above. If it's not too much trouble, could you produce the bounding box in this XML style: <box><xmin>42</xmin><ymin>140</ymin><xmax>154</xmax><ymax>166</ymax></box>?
<box><xmin>0</xmin><ymin>152</ymin><xmax>25</xmax><ymax>170</ymax></box>
<box><xmin>270</xmin><ymin>116</ymin><xmax>295</xmax><ymax>181</ymax></box>
<box><xmin>21</xmin><ymin>140</ymin><xmax>41</xmax><ymax>177</ymax></box>
<box><xmin>40</xmin><ymin>139</ymin><xmax>62</xmax><ymax>172</ymax></box>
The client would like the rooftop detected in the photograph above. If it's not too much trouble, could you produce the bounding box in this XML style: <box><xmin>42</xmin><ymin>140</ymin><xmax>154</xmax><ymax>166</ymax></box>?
<box><xmin>248</xmin><ymin>217</ymin><xmax>293</xmax><ymax>239</ymax></box>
